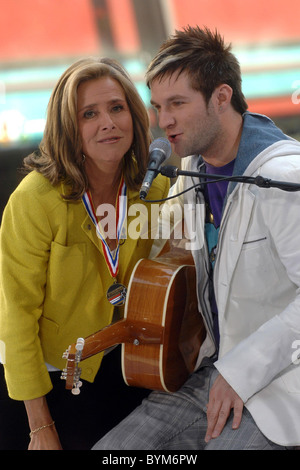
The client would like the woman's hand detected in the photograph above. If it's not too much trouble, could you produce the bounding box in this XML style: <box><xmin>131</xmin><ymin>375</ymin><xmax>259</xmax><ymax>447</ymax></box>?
<box><xmin>28</xmin><ymin>424</ymin><xmax>63</xmax><ymax>450</ymax></box>
<box><xmin>25</xmin><ymin>396</ymin><xmax>63</xmax><ymax>450</ymax></box>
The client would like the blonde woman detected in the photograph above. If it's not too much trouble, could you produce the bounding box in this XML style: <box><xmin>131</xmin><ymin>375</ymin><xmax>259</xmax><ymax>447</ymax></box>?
<box><xmin>0</xmin><ymin>57</ymin><xmax>169</xmax><ymax>450</ymax></box>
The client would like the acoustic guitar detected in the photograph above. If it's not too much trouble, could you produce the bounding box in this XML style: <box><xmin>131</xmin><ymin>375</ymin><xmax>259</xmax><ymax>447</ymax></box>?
<box><xmin>61</xmin><ymin>236</ymin><xmax>206</xmax><ymax>394</ymax></box>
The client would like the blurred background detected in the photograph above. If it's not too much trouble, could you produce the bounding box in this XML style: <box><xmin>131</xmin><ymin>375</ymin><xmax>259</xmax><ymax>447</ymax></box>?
<box><xmin>1</xmin><ymin>0</ymin><xmax>300</xmax><ymax>217</ymax></box>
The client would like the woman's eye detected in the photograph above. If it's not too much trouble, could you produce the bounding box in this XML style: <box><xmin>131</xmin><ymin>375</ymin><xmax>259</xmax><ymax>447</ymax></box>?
<box><xmin>112</xmin><ymin>104</ymin><xmax>124</xmax><ymax>113</ymax></box>
<box><xmin>83</xmin><ymin>110</ymin><xmax>96</xmax><ymax>119</ymax></box>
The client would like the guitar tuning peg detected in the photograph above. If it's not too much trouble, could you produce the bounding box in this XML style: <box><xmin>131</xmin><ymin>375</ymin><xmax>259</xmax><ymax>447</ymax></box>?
<box><xmin>71</xmin><ymin>381</ymin><xmax>83</xmax><ymax>395</ymax></box>
<box><xmin>75</xmin><ymin>338</ymin><xmax>85</xmax><ymax>351</ymax></box>
<box><xmin>62</xmin><ymin>347</ymin><xmax>70</xmax><ymax>359</ymax></box>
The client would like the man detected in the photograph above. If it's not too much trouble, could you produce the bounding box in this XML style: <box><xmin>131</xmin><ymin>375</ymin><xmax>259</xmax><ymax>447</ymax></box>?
<box><xmin>93</xmin><ymin>26</ymin><xmax>300</xmax><ymax>450</ymax></box>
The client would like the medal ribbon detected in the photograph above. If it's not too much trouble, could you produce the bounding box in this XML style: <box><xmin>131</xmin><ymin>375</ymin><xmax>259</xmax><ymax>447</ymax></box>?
<box><xmin>82</xmin><ymin>177</ymin><xmax>127</xmax><ymax>278</ymax></box>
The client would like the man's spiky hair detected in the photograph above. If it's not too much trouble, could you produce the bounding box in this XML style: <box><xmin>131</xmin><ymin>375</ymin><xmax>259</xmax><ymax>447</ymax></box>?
<box><xmin>146</xmin><ymin>25</ymin><xmax>248</xmax><ymax>114</ymax></box>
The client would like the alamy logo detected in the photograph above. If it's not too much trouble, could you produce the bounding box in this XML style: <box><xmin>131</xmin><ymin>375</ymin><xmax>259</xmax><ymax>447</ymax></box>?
<box><xmin>291</xmin><ymin>80</ymin><xmax>300</xmax><ymax>105</ymax></box>
<box><xmin>0</xmin><ymin>81</ymin><xmax>5</xmax><ymax>105</ymax></box>
<box><xmin>291</xmin><ymin>340</ymin><xmax>300</xmax><ymax>365</ymax></box>
<box><xmin>0</xmin><ymin>340</ymin><xmax>6</xmax><ymax>364</ymax></box>
<box><xmin>95</xmin><ymin>199</ymin><xmax>202</xmax><ymax>250</ymax></box>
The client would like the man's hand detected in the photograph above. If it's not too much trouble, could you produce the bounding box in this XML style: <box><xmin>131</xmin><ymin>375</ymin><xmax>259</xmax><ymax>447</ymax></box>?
<box><xmin>205</xmin><ymin>373</ymin><xmax>244</xmax><ymax>443</ymax></box>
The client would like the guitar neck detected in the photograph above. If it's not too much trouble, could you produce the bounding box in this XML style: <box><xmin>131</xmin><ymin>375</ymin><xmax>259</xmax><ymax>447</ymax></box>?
<box><xmin>79</xmin><ymin>318</ymin><xmax>163</xmax><ymax>361</ymax></box>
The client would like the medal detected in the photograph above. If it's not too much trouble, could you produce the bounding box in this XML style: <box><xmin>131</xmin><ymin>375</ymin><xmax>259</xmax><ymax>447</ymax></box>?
<box><xmin>82</xmin><ymin>177</ymin><xmax>128</xmax><ymax>305</ymax></box>
<box><xmin>106</xmin><ymin>282</ymin><xmax>127</xmax><ymax>306</ymax></box>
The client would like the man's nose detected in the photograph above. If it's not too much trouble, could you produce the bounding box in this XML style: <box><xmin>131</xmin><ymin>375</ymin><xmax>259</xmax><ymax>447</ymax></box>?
<box><xmin>158</xmin><ymin>110</ymin><xmax>175</xmax><ymax>130</ymax></box>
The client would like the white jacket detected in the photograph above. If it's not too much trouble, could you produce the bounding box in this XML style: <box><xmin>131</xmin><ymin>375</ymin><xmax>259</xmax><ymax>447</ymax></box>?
<box><xmin>152</xmin><ymin>114</ymin><xmax>300</xmax><ymax>446</ymax></box>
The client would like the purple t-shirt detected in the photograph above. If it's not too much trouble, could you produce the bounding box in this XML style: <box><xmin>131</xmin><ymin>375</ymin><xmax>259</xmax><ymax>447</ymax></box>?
<box><xmin>203</xmin><ymin>159</ymin><xmax>235</xmax><ymax>348</ymax></box>
<box><xmin>204</xmin><ymin>159</ymin><xmax>235</xmax><ymax>227</ymax></box>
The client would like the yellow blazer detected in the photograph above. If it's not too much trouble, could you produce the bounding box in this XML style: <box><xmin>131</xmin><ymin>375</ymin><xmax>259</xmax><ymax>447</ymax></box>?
<box><xmin>0</xmin><ymin>171</ymin><xmax>169</xmax><ymax>400</ymax></box>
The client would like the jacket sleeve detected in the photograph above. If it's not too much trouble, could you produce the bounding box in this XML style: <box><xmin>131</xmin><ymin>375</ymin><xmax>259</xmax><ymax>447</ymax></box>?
<box><xmin>0</xmin><ymin>187</ymin><xmax>54</xmax><ymax>400</ymax></box>
<box><xmin>214</xmin><ymin>155</ymin><xmax>300</xmax><ymax>402</ymax></box>
<box><xmin>149</xmin><ymin>156</ymin><xmax>202</xmax><ymax>258</ymax></box>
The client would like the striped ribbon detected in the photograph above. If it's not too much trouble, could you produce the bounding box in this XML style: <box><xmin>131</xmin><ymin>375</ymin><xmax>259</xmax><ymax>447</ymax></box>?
<box><xmin>82</xmin><ymin>177</ymin><xmax>127</xmax><ymax>278</ymax></box>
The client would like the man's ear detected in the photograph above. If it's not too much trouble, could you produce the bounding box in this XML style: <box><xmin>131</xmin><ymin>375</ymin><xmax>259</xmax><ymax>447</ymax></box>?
<box><xmin>213</xmin><ymin>84</ymin><xmax>233</xmax><ymax>112</ymax></box>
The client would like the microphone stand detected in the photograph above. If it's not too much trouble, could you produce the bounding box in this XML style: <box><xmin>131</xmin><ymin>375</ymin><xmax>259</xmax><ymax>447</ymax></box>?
<box><xmin>159</xmin><ymin>165</ymin><xmax>300</xmax><ymax>192</ymax></box>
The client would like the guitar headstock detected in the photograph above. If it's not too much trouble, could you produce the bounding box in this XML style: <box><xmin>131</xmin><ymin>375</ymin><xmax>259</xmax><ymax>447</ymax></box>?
<box><xmin>61</xmin><ymin>338</ymin><xmax>85</xmax><ymax>395</ymax></box>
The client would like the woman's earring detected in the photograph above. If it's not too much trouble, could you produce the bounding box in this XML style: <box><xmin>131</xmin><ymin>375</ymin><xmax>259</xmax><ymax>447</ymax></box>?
<box><xmin>82</xmin><ymin>154</ymin><xmax>86</xmax><ymax>163</ymax></box>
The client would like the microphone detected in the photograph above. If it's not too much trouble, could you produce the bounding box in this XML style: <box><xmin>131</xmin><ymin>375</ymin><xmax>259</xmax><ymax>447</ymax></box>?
<box><xmin>140</xmin><ymin>137</ymin><xmax>172</xmax><ymax>200</ymax></box>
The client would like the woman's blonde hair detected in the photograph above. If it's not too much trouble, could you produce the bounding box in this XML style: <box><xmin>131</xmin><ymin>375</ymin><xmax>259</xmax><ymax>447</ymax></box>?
<box><xmin>24</xmin><ymin>57</ymin><xmax>151</xmax><ymax>199</ymax></box>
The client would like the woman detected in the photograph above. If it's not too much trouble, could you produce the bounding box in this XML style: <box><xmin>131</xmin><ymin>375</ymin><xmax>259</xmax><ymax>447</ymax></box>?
<box><xmin>0</xmin><ymin>57</ymin><xmax>169</xmax><ymax>450</ymax></box>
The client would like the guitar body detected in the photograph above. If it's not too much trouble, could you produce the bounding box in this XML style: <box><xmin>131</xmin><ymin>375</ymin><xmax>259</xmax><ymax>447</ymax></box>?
<box><xmin>122</xmin><ymin>239</ymin><xmax>206</xmax><ymax>392</ymax></box>
<box><xmin>62</xmin><ymin>238</ymin><xmax>206</xmax><ymax>394</ymax></box>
